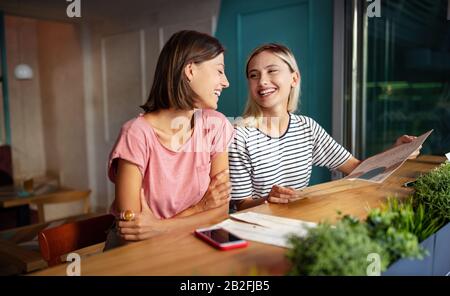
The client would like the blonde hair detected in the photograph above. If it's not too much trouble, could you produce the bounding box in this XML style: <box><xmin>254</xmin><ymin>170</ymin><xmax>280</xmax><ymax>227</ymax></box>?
<box><xmin>240</xmin><ymin>43</ymin><xmax>301</xmax><ymax>128</ymax></box>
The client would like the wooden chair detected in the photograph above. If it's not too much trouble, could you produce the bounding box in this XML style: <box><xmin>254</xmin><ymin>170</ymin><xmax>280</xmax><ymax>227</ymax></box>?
<box><xmin>31</xmin><ymin>190</ymin><xmax>91</xmax><ymax>223</ymax></box>
<box><xmin>38</xmin><ymin>214</ymin><xmax>115</xmax><ymax>267</ymax></box>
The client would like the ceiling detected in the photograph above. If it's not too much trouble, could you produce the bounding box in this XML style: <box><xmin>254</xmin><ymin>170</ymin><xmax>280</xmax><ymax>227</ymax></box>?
<box><xmin>0</xmin><ymin>0</ymin><xmax>176</xmax><ymax>22</ymax></box>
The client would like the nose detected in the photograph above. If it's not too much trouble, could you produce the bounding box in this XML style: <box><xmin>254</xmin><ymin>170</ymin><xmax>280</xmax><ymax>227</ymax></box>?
<box><xmin>222</xmin><ymin>74</ymin><xmax>230</xmax><ymax>88</ymax></box>
<box><xmin>258</xmin><ymin>73</ymin><xmax>269</xmax><ymax>86</ymax></box>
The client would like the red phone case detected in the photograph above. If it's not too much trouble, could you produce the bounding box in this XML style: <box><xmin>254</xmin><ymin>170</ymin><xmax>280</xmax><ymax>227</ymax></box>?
<box><xmin>194</xmin><ymin>229</ymin><xmax>248</xmax><ymax>250</ymax></box>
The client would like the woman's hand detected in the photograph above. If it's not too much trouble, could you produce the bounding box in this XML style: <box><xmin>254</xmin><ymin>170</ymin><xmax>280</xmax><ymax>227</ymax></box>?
<box><xmin>394</xmin><ymin>135</ymin><xmax>421</xmax><ymax>159</ymax></box>
<box><xmin>196</xmin><ymin>169</ymin><xmax>231</xmax><ymax>212</ymax></box>
<box><xmin>117</xmin><ymin>189</ymin><xmax>162</xmax><ymax>241</ymax></box>
<box><xmin>267</xmin><ymin>185</ymin><xmax>297</xmax><ymax>204</ymax></box>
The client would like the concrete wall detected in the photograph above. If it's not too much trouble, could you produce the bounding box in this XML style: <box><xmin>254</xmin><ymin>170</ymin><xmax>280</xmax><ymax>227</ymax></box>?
<box><xmin>37</xmin><ymin>19</ymin><xmax>88</xmax><ymax>190</ymax></box>
<box><xmin>5</xmin><ymin>16</ymin><xmax>46</xmax><ymax>181</ymax></box>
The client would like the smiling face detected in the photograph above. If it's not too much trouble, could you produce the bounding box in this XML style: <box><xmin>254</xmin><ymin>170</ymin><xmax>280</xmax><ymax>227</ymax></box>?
<box><xmin>247</xmin><ymin>50</ymin><xmax>299</xmax><ymax>113</ymax></box>
<box><xmin>186</xmin><ymin>53</ymin><xmax>229</xmax><ymax>109</ymax></box>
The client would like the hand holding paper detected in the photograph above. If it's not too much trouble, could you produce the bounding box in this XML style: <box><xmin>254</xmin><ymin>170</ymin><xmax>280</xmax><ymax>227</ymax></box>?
<box><xmin>345</xmin><ymin>130</ymin><xmax>433</xmax><ymax>183</ymax></box>
<box><xmin>393</xmin><ymin>135</ymin><xmax>422</xmax><ymax>159</ymax></box>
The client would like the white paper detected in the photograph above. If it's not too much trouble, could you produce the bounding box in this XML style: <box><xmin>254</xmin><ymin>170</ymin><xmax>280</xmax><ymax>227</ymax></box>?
<box><xmin>230</xmin><ymin>212</ymin><xmax>316</xmax><ymax>234</ymax></box>
<box><xmin>214</xmin><ymin>212</ymin><xmax>316</xmax><ymax>248</ymax></box>
<box><xmin>345</xmin><ymin>130</ymin><xmax>433</xmax><ymax>183</ymax></box>
<box><xmin>446</xmin><ymin>152</ymin><xmax>450</xmax><ymax>161</ymax></box>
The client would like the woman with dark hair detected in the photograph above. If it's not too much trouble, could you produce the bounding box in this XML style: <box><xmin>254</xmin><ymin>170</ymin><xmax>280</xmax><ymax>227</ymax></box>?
<box><xmin>107</xmin><ymin>30</ymin><xmax>233</xmax><ymax>243</ymax></box>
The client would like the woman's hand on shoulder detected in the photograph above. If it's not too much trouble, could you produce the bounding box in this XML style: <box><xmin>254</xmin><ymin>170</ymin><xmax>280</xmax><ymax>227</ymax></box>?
<box><xmin>117</xmin><ymin>189</ymin><xmax>162</xmax><ymax>241</ymax></box>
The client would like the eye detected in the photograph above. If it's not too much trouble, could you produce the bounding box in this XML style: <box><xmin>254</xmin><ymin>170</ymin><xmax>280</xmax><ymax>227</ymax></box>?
<box><xmin>268</xmin><ymin>69</ymin><xmax>278</xmax><ymax>74</ymax></box>
<box><xmin>218</xmin><ymin>70</ymin><xmax>224</xmax><ymax>74</ymax></box>
<box><xmin>248</xmin><ymin>73</ymin><xmax>259</xmax><ymax>79</ymax></box>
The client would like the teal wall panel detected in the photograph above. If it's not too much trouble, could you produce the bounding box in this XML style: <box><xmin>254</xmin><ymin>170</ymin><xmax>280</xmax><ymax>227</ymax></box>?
<box><xmin>216</xmin><ymin>0</ymin><xmax>333</xmax><ymax>185</ymax></box>
<box><xmin>0</xmin><ymin>11</ymin><xmax>11</xmax><ymax>145</ymax></box>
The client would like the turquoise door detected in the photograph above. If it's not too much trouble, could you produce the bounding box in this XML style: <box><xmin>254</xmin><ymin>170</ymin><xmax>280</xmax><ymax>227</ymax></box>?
<box><xmin>216</xmin><ymin>0</ymin><xmax>334</xmax><ymax>185</ymax></box>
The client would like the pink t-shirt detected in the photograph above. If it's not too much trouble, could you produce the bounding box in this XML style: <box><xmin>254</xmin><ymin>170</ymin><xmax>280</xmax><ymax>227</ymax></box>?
<box><xmin>108</xmin><ymin>109</ymin><xmax>234</xmax><ymax>219</ymax></box>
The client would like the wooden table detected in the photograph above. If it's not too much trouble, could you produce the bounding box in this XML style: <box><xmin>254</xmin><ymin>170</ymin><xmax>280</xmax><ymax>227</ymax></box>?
<box><xmin>0</xmin><ymin>186</ymin><xmax>76</xmax><ymax>209</ymax></box>
<box><xmin>31</xmin><ymin>156</ymin><xmax>446</xmax><ymax>276</ymax></box>
<box><xmin>0</xmin><ymin>213</ymin><xmax>101</xmax><ymax>275</ymax></box>
<box><xmin>0</xmin><ymin>185</ymin><xmax>67</xmax><ymax>226</ymax></box>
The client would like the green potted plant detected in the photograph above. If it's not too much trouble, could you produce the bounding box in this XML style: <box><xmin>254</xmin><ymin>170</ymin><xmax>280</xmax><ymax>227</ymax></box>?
<box><xmin>287</xmin><ymin>162</ymin><xmax>450</xmax><ymax>276</ymax></box>
<box><xmin>413</xmin><ymin>162</ymin><xmax>450</xmax><ymax>224</ymax></box>
<box><xmin>287</xmin><ymin>216</ymin><xmax>389</xmax><ymax>275</ymax></box>
<box><xmin>385</xmin><ymin>162</ymin><xmax>450</xmax><ymax>275</ymax></box>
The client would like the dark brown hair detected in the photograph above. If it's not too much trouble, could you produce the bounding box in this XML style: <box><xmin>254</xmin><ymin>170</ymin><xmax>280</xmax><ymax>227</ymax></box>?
<box><xmin>141</xmin><ymin>30</ymin><xmax>225</xmax><ymax>112</ymax></box>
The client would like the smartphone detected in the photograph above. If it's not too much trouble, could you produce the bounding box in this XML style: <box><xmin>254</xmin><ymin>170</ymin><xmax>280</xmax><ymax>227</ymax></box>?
<box><xmin>194</xmin><ymin>226</ymin><xmax>248</xmax><ymax>250</ymax></box>
<box><xmin>403</xmin><ymin>180</ymin><xmax>417</xmax><ymax>187</ymax></box>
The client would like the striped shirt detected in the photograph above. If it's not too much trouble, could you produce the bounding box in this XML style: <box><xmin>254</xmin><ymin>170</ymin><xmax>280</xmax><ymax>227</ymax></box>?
<box><xmin>229</xmin><ymin>113</ymin><xmax>352</xmax><ymax>200</ymax></box>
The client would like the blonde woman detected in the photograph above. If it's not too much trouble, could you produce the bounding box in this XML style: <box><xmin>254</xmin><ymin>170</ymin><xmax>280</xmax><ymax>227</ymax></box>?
<box><xmin>229</xmin><ymin>43</ymin><xmax>419</xmax><ymax>211</ymax></box>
